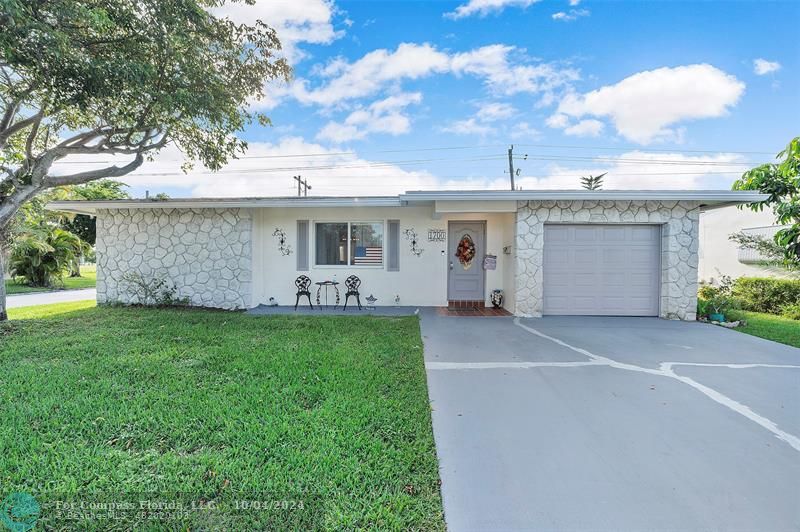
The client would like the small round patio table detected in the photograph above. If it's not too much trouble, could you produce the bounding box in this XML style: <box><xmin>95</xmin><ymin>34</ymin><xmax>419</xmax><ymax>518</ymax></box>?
<box><xmin>315</xmin><ymin>281</ymin><xmax>340</xmax><ymax>309</ymax></box>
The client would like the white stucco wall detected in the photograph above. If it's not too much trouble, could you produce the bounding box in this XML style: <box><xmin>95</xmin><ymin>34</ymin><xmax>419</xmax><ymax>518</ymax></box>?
<box><xmin>96</xmin><ymin>208</ymin><xmax>252</xmax><ymax>309</ymax></box>
<box><xmin>699</xmin><ymin>206</ymin><xmax>787</xmax><ymax>282</ymax></box>
<box><xmin>515</xmin><ymin>200</ymin><xmax>701</xmax><ymax>320</ymax></box>
<box><xmin>251</xmin><ymin>206</ymin><xmax>517</xmax><ymax>310</ymax></box>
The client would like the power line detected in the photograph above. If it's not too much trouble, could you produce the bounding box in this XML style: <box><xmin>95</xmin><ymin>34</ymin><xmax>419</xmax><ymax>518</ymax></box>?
<box><xmin>52</xmin><ymin>141</ymin><xmax>776</xmax><ymax>165</ymax></box>
<box><xmin>513</xmin><ymin>143</ymin><xmax>777</xmax><ymax>156</ymax></box>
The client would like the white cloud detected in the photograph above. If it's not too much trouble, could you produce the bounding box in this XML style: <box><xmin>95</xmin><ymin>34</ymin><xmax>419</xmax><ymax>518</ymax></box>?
<box><xmin>563</xmin><ymin>119</ymin><xmax>604</xmax><ymax>137</ymax></box>
<box><xmin>268</xmin><ymin>43</ymin><xmax>578</xmax><ymax>110</ymax></box>
<box><xmin>444</xmin><ymin>0</ymin><xmax>541</xmax><ymax>19</ymax></box>
<box><xmin>753</xmin><ymin>58</ymin><xmax>781</xmax><ymax>75</ymax></box>
<box><xmin>551</xmin><ymin>64</ymin><xmax>745</xmax><ymax>143</ymax></box>
<box><xmin>476</xmin><ymin>101</ymin><xmax>516</xmax><ymax>121</ymax></box>
<box><xmin>50</xmin><ymin>145</ymin><xmax>749</xmax><ymax>197</ymax></box>
<box><xmin>51</xmin><ymin>138</ymin><xmax>439</xmax><ymax>197</ymax></box>
<box><xmin>452</xmin><ymin>151</ymin><xmax>748</xmax><ymax>190</ymax></box>
<box><xmin>569</xmin><ymin>0</ymin><xmax>581</xmax><ymax>5</ymax></box>
<box><xmin>510</xmin><ymin>122</ymin><xmax>542</xmax><ymax>140</ymax></box>
<box><xmin>289</xmin><ymin>43</ymin><xmax>450</xmax><ymax>107</ymax></box>
<box><xmin>545</xmin><ymin>113</ymin><xmax>570</xmax><ymax>128</ymax></box>
<box><xmin>534</xmin><ymin>151</ymin><xmax>747</xmax><ymax>190</ymax></box>
<box><xmin>439</xmin><ymin>118</ymin><xmax>496</xmax><ymax>136</ymax></box>
<box><xmin>552</xmin><ymin>8</ymin><xmax>589</xmax><ymax>21</ymax></box>
<box><xmin>316</xmin><ymin>92</ymin><xmax>422</xmax><ymax>143</ymax></box>
<box><xmin>450</xmin><ymin>44</ymin><xmax>580</xmax><ymax>97</ymax></box>
<box><xmin>212</xmin><ymin>0</ymin><xmax>343</xmax><ymax>63</ymax></box>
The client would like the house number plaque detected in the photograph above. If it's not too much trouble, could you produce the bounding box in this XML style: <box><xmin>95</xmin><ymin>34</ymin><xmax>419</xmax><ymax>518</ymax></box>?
<box><xmin>427</xmin><ymin>229</ymin><xmax>446</xmax><ymax>242</ymax></box>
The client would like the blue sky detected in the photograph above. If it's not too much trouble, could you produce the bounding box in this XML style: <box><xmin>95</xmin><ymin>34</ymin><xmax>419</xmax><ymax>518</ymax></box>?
<box><xmin>82</xmin><ymin>0</ymin><xmax>799</xmax><ymax>198</ymax></box>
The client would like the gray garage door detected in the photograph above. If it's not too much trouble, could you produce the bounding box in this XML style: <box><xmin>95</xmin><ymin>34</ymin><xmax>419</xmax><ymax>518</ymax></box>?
<box><xmin>543</xmin><ymin>224</ymin><xmax>661</xmax><ymax>316</ymax></box>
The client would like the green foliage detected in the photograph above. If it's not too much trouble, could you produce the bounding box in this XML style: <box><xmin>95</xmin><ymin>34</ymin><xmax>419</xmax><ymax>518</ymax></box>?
<box><xmin>5</xmin><ymin>265</ymin><xmax>95</xmax><ymax>294</ymax></box>
<box><xmin>59</xmin><ymin>180</ymin><xmax>130</xmax><ymax>244</ymax></box>
<box><xmin>726</xmin><ymin>309</ymin><xmax>800</xmax><ymax>348</ymax></box>
<box><xmin>780</xmin><ymin>303</ymin><xmax>800</xmax><ymax>321</ymax></box>
<box><xmin>728</xmin><ymin>231</ymin><xmax>800</xmax><ymax>273</ymax></box>
<box><xmin>119</xmin><ymin>271</ymin><xmax>189</xmax><ymax>306</ymax></box>
<box><xmin>731</xmin><ymin>277</ymin><xmax>800</xmax><ymax>314</ymax></box>
<box><xmin>733</xmin><ymin>137</ymin><xmax>800</xmax><ymax>262</ymax></box>
<box><xmin>1</xmin><ymin>0</ymin><xmax>290</xmax><ymax>170</ymax></box>
<box><xmin>0</xmin><ymin>306</ymin><xmax>445</xmax><ymax>529</ymax></box>
<box><xmin>696</xmin><ymin>275</ymin><xmax>740</xmax><ymax>318</ymax></box>
<box><xmin>580</xmin><ymin>172</ymin><xmax>606</xmax><ymax>190</ymax></box>
<box><xmin>8</xmin><ymin>226</ymin><xmax>83</xmax><ymax>287</ymax></box>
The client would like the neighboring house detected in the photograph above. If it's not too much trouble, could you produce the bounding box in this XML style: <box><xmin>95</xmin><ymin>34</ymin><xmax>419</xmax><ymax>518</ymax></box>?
<box><xmin>49</xmin><ymin>190</ymin><xmax>765</xmax><ymax>320</ymax></box>
<box><xmin>699</xmin><ymin>205</ymin><xmax>789</xmax><ymax>283</ymax></box>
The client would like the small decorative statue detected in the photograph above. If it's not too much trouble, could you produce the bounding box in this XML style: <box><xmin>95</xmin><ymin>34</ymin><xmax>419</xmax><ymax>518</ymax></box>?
<box><xmin>490</xmin><ymin>289</ymin><xmax>504</xmax><ymax>309</ymax></box>
<box><xmin>365</xmin><ymin>294</ymin><xmax>377</xmax><ymax>309</ymax></box>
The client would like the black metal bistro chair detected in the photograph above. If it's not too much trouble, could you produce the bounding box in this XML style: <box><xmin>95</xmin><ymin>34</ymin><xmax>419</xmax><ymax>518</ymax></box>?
<box><xmin>294</xmin><ymin>275</ymin><xmax>314</xmax><ymax>310</ymax></box>
<box><xmin>343</xmin><ymin>275</ymin><xmax>362</xmax><ymax>311</ymax></box>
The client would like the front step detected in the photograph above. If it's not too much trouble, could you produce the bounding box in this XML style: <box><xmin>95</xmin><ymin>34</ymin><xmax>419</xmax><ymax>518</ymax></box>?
<box><xmin>447</xmin><ymin>300</ymin><xmax>485</xmax><ymax>310</ymax></box>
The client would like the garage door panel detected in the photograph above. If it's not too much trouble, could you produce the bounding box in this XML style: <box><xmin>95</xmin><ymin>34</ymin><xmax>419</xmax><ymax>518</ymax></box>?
<box><xmin>602</xmin><ymin>248</ymin><xmax>626</xmax><ymax>266</ymax></box>
<box><xmin>602</xmin><ymin>226</ymin><xmax>627</xmax><ymax>241</ymax></box>
<box><xmin>543</xmin><ymin>224</ymin><xmax>660</xmax><ymax>316</ymax></box>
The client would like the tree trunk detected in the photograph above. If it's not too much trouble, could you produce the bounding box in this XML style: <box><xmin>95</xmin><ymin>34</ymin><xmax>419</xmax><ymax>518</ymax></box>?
<box><xmin>0</xmin><ymin>246</ymin><xmax>7</xmax><ymax>321</ymax></box>
<box><xmin>70</xmin><ymin>255</ymin><xmax>82</xmax><ymax>278</ymax></box>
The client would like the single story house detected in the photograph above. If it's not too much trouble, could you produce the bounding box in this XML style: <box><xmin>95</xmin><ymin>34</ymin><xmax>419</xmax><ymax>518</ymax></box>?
<box><xmin>49</xmin><ymin>190</ymin><xmax>766</xmax><ymax>320</ymax></box>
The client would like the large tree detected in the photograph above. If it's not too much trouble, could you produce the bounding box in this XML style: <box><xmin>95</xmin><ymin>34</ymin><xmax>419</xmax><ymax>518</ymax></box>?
<box><xmin>0</xmin><ymin>0</ymin><xmax>290</xmax><ymax>319</ymax></box>
<box><xmin>733</xmin><ymin>137</ymin><xmax>800</xmax><ymax>268</ymax></box>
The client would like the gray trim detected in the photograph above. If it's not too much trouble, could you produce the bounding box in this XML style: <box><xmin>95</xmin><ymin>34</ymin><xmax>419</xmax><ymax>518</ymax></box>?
<box><xmin>387</xmin><ymin>220</ymin><xmax>400</xmax><ymax>272</ymax></box>
<box><xmin>47</xmin><ymin>190</ymin><xmax>768</xmax><ymax>215</ymax></box>
<box><xmin>401</xmin><ymin>190</ymin><xmax>768</xmax><ymax>203</ymax></box>
<box><xmin>296</xmin><ymin>220</ymin><xmax>309</xmax><ymax>271</ymax></box>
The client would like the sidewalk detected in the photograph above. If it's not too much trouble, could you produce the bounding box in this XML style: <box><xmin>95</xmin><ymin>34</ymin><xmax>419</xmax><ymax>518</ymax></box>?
<box><xmin>7</xmin><ymin>288</ymin><xmax>96</xmax><ymax>309</ymax></box>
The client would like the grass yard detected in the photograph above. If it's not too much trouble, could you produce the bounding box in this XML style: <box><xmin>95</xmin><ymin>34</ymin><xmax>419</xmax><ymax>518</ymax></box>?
<box><xmin>0</xmin><ymin>303</ymin><xmax>444</xmax><ymax>530</ymax></box>
<box><xmin>727</xmin><ymin>310</ymin><xmax>800</xmax><ymax>349</ymax></box>
<box><xmin>4</xmin><ymin>264</ymin><xmax>96</xmax><ymax>294</ymax></box>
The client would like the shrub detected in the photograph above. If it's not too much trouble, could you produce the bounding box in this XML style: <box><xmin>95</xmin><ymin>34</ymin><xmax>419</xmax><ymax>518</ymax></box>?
<box><xmin>732</xmin><ymin>277</ymin><xmax>800</xmax><ymax>314</ymax></box>
<box><xmin>697</xmin><ymin>275</ymin><xmax>740</xmax><ymax>318</ymax></box>
<box><xmin>780</xmin><ymin>303</ymin><xmax>800</xmax><ymax>320</ymax></box>
<box><xmin>9</xmin><ymin>227</ymin><xmax>83</xmax><ymax>287</ymax></box>
<box><xmin>120</xmin><ymin>272</ymin><xmax>189</xmax><ymax>306</ymax></box>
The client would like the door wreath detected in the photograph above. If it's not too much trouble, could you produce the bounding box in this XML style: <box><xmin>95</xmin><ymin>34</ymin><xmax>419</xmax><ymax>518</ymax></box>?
<box><xmin>455</xmin><ymin>233</ymin><xmax>476</xmax><ymax>269</ymax></box>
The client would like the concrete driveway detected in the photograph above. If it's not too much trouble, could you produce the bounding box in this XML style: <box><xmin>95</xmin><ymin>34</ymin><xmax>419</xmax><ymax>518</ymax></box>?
<box><xmin>420</xmin><ymin>311</ymin><xmax>800</xmax><ymax>531</ymax></box>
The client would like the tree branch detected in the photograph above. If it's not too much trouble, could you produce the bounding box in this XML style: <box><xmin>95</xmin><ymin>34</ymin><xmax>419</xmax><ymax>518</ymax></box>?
<box><xmin>0</xmin><ymin>109</ymin><xmax>43</xmax><ymax>149</ymax></box>
<box><xmin>44</xmin><ymin>153</ymin><xmax>145</xmax><ymax>188</ymax></box>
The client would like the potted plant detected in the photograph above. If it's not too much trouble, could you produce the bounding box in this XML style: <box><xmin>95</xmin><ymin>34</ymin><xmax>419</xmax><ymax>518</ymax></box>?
<box><xmin>699</xmin><ymin>275</ymin><xmax>739</xmax><ymax>322</ymax></box>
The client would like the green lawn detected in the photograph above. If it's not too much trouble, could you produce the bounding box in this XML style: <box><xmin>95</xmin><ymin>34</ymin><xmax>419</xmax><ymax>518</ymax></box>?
<box><xmin>726</xmin><ymin>310</ymin><xmax>800</xmax><ymax>349</ymax></box>
<box><xmin>4</xmin><ymin>264</ymin><xmax>96</xmax><ymax>294</ymax></box>
<box><xmin>0</xmin><ymin>302</ymin><xmax>444</xmax><ymax>530</ymax></box>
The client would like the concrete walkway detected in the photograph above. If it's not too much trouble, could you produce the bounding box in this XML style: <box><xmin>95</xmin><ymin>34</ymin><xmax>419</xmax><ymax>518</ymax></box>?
<box><xmin>247</xmin><ymin>304</ymin><xmax>420</xmax><ymax>316</ymax></box>
<box><xmin>420</xmin><ymin>311</ymin><xmax>800</xmax><ymax>531</ymax></box>
<box><xmin>6</xmin><ymin>288</ymin><xmax>96</xmax><ymax>309</ymax></box>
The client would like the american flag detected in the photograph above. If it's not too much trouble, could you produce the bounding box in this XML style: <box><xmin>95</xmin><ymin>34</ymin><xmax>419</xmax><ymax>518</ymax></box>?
<box><xmin>354</xmin><ymin>246</ymin><xmax>382</xmax><ymax>265</ymax></box>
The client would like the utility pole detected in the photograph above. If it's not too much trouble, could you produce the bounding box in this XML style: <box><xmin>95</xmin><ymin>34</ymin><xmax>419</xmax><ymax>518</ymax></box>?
<box><xmin>293</xmin><ymin>175</ymin><xmax>311</xmax><ymax>197</ymax></box>
<box><xmin>507</xmin><ymin>145</ymin><xmax>515</xmax><ymax>191</ymax></box>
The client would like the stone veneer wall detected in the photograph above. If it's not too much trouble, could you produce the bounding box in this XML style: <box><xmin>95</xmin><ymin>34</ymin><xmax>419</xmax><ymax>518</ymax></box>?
<box><xmin>515</xmin><ymin>200</ymin><xmax>700</xmax><ymax>320</ymax></box>
<box><xmin>96</xmin><ymin>208</ymin><xmax>252</xmax><ymax>309</ymax></box>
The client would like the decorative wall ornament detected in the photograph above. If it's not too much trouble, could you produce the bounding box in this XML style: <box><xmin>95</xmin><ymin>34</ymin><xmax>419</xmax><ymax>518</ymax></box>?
<box><xmin>404</xmin><ymin>228</ymin><xmax>424</xmax><ymax>256</ymax></box>
<box><xmin>272</xmin><ymin>228</ymin><xmax>293</xmax><ymax>256</ymax></box>
<box><xmin>427</xmin><ymin>228</ymin><xmax>446</xmax><ymax>242</ymax></box>
<box><xmin>455</xmin><ymin>233</ymin><xmax>476</xmax><ymax>269</ymax></box>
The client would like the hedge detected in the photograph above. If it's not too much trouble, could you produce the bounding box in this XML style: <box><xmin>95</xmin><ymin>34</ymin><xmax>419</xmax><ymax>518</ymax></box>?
<box><xmin>732</xmin><ymin>277</ymin><xmax>800</xmax><ymax>314</ymax></box>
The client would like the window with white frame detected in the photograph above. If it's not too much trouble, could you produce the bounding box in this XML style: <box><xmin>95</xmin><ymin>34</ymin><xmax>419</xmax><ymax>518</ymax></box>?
<box><xmin>315</xmin><ymin>222</ymin><xmax>384</xmax><ymax>267</ymax></box>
